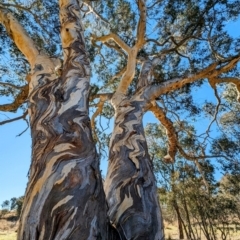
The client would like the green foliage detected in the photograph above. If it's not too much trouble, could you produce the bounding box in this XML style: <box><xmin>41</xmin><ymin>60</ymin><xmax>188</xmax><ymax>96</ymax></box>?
<box><xmin>1</xmin><ymin>0</ymin><xmax>240</xmax><ymax>137</ymax></box>
<box><xmin>0</xmin><ymin>196</ymin><xmax>24</xmax><ymax>218</ymax></box>
<box><xmin>146</xmin><ymin>122</ymin><xmax>240</xmax><ymax>239</ymax></box>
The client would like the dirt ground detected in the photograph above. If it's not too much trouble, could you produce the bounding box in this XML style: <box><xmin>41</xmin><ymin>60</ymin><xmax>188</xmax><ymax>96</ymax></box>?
<box><xmin>0</xmin><ymin>216</ymin><xmax>240</xmax><ymax>240</ymax></box>
<box><xmin>0</xmin><ymin>215</ymin><xmax>17</xmax><ymax>240</ymax></box>
<box><xmin>164</xmin><ymin>221</ymin><xmax>240</xmax><ymax>240</ymax></box>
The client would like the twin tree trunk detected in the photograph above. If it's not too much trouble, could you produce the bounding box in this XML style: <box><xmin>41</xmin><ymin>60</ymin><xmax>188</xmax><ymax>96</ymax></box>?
<box><xmin>15</xmin><ymin>0</ymin><xmax>164</xmax><ymax>239</ymax></box>
<box><xmin>105</xmin><ymin>93</ymin><xmax>164</xmax><ymax>240</ymax></box>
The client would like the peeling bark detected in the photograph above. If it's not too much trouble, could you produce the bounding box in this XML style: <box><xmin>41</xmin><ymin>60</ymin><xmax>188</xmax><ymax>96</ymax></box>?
<box><xmin>105</xmin><ymin>92</ymin><xmax>164</xmax><ymax>240</ymax></box>
<box><xmin>17</xmin><ymin>0</ymin><xmax>107</xmax><ymax>239</ymax></box>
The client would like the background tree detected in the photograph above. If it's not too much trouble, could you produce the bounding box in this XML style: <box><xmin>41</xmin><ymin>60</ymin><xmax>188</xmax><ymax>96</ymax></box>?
<box><xmin>0</xmin><ymin>200</ymin><xmax>10</xmax><ymax>217</ymax></box>
<box><xmin>0</xmin><ymin>196</ymin><xmax>24</xmax><ymax>218</ymax></box>
<box><xmin>145</xmin><ymin>122</ymin><xmax>240</xmax><ymax>240</ymax></box>
<box><xmin>1</xmin><ymin>0</ymin><xmax>240</xmax><ymax>239</ymax></box>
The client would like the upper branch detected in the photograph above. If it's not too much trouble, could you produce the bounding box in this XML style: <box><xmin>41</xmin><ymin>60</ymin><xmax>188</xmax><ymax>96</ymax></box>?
<box><xmin>209</xmin><ymin>77</ymin><xmax>240</xmax><ymax>101</ymax></box>
<box><xmin>0</xmin><ymin>85</ymin><xmax>29</xmax><ymax>112</ymax></box>
<box><xmin>145</xmin><ymin>55</ymin><xmax>240</xmax><ymax>100</ymax></box>
<box><xmin>136</xmin><ymin>60</ymin><xmax>153</xmax><ymax>90</ymax></box>
<box><xmin>59</xmin><ymin>0</ymin><xmax>90</xmax><ymax>72</ymax></box>
<box><xmin>149</xmin><ymin>102</ymin><xmax>177</xmax><ymax>163</ymax></box>
<box><xmin>115</xmin><ymin>0</ymin><xmax>147</xmax><ymax>94</ymax></box>
<box><xmin>135</xmin><ymin>0</ymin><xmax>146</xmax><ymax>48</ymax></box>
<box><xmin>0</xmin><ymin>81</ymin><xmax>23</xmax><ymax>90</ymax></box>
<box><xmin>94</xmin><ymin>0</ymin><xmax>147</xmax><ymax>96</ymax></box>
<box><xmin>0</xmin><ymin>7</ymin><xmax>39</xmax><ymax>67</ymax></box>
<box><xmin>82</xmin><ymin>0</ymin><xmax>110</xmax><ymax>26</ymax></box>
<box><xmin>90</xmin><ymin>95</ymin><xmax>109</xmax><ymax>141</ymax></box>
<box><xmin>94</xmin><ymin>33</ymin><xmax>131</xmax><ymax>54</ymax></box>
<box><xmin>0</xmin><ymin>110</ymin><xmax>28</xmax><ymax>126</ymax></box>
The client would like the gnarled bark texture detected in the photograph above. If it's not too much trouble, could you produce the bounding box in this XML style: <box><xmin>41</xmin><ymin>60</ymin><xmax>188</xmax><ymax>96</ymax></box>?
<box><xmin>17</xmin><ymin>0</ymin><xmax>108</xmax><ymax>239</ymax></box>
<box><xmin>104</xmin><ymin>92</ymin><xmax>164</xmax><ymax>240</ymax></box>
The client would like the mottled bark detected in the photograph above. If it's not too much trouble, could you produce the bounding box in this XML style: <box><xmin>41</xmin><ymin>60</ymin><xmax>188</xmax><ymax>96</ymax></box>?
<box><xmin>105</xmin><ymin>92</ymin><xmax>164</xmax><ymax>240</ymax></box>
<box><xmin>17</xmin><ymin>0</ymin><xmax>107</xmax><ymax>239</ymax></box>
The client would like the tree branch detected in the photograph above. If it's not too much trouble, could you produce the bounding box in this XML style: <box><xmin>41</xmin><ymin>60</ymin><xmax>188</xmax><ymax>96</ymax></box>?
<box><xmin>0</xmin><ymin>7</ymin><xmax>39</xmax><ymax>66</ymax></box>
<box><xmin>94</xmin><ymin>33</ymin><xmax>131</xmax><ymax>54</ymax></box>
<box><xmin>200</xmin><ymin>78</ymin><xmax>221</xmax><ymax>144</ymax></box>
<box><xmin>135</xmin><ymin>0</ymin><xmax>146</xmax><ymax>48</ymax></box>
<box><xmin>115</xmin><ymin>0</ymin><xmax>147</xmax><ymax>94</ymax></box>
<box><xmin>177</xmin><ymin>145</ymin><xmax>232</xmax><ymax>191</ymax></box>
<box><xmin>17</xmin><ymin>116</ymin><xmax>29</xmax><ymax>137</ymax></box>
<box><xmin>0</xmin><ymin>85</ymin><xmax>29</xmax><ymax>112</ymax></box>
<box><xmin>89</xmin><ymin>92</ymin><xmax>113</xmax><ymax>102</ymax></box>
<box><xmin>0</xmin><ymin>81</ymin><xmax>23</xmax><ymax>90</ymax></box>
<box><xmin>0</xmin><ymin>2</ymin><xmax>52</xmax><ymax>41</ymax></box>
<box><xmin>95</xmin><ymin>0</ymin><xmax>147</xmax><ymax>96</ymax></box>
<box><xmin>209</xmin><ymin>76</ymin><xmax>240</xmax><ymax>100</ymax></box>
<box><xmin>0</xmin><ymin>110</ymin><xmax>28</xmax><ymax>126</ymax></box>
<box><xmin>99</xmin><ymin>67</ymin><xmax>127</xmax><ymax>92</ymax></box>
<box><xmin>137</xmin><ymin>60</ymin><xmax>153</xmax><ymax>90</ymax></box>
<box><xmin>149</xmin><ymin>102</ymin><xmax>177</xmax><ymax>163</ymax></box>
<box><xmin>116</xmin><ymin>52</ymin><xmax>138</xmax><ymax>94</ymax></box>
<box><xmin>177</xmin><ymin>145</ymin><xmax>230</xmax><ymax>161</ymax></box>
<box><xmin>145</xmin><ymin>55</ymin><xmax>240</xmax><ymax>100</ymax></box>
<box><xmin>91</xmin><ymin>98</ymin><xmax>105</xmax><ymax>141</ymax></box>
<box><xmin>82</xmin><ymin>0</ymin><xmax>110</xmax><ymax>26</ymax></box>
<box><xmin>146</xmin><ymin>37</ymin><xmax>171</xmax><ymax>47</ymax></box>
<box><xmin>104</xmin><ymin>42</ymin><xmax>127</xmax><ymax>57</ymax></box>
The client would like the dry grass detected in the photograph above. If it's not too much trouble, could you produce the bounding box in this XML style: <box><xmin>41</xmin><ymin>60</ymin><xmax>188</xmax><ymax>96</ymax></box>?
<box><xmin>1</xmin><ymin>215</ymin><xmax>240</xmax><ymax>240</ymax></box>
<box><xmin>0</xmin><ymin>212</ymin><xmax>18</xmax><ymax>240</ymax></box>
<box><xmin>0</xmin><ymin>232</ymin><xmax>16</xmax><ymax>240</ymax></box>
<box><xmin>164</xmin><ymin>220</ymin><xmax>240</xmax><ymax>240</ymax></box>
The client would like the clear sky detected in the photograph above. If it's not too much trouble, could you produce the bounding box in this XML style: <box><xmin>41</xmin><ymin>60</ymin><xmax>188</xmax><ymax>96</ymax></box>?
<box><xmin>0</xmin><ymin>14</ymin><xmax>239</xmax><ymax>206</ymax></box>
<box><xmin>0</xmin><ymin>112</ymin><xmax>31</xmax><ymax>204</ymax></box>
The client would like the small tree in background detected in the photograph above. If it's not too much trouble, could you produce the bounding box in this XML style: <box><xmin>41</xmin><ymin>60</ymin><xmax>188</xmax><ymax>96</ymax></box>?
<box><xmin>146</xmin><ymin>122</ymin><xmax>240</xmax><ymax>240</ymax></box>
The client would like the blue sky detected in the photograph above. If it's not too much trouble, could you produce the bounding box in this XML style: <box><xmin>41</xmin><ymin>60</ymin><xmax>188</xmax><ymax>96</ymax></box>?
<box><xmin>0</xmin><ymin>113</ymin><xmax>31</xmax><ymax>204</ymax></box>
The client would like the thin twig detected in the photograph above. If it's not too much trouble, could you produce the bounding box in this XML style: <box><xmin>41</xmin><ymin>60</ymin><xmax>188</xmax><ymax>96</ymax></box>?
<box><xmin>0</xmin><ymin>110</ymin><xmax>28</xmax><ymax>126</ymax></box>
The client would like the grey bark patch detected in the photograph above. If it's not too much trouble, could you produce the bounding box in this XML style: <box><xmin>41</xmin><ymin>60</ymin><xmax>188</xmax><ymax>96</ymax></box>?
<box><xmin>34</xmin><ymin>64</ymin><xmax>43</xmax><ymax>71</ymax></box>
<box><xmin>54</xmin><ymin>88</ymin><xmax>65</xmax><ymax>102</ymax></box>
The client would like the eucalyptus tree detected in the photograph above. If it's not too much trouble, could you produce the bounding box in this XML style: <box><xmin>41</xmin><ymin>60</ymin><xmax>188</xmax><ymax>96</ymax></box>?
<box><xmin>1</xmin><ymin>0</ymin><xmax>240</xmax><ymax>239</ymax></box>
<box><xmin>1</xmin><ymin>1</ymin><xmax>109</xmax><ymax>239</ymax></box>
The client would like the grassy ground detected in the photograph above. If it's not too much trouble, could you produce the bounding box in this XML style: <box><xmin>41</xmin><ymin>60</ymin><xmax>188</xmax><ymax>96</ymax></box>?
<box><xmin>164</xmin><ymin>221</ymin><xmax>240</xmax><ymax>240</ymax></box>
<box><xmin>0</xmin><ymin>233</ymin><xmax>16</xmax><ymax>240</ymax></box>
<box><xmin>1</xmin><ymin>216</ymin><xmax>240</xmax><ymax>240</ymax></box>
<box><xmin>0</xmin><ymin>212</ymin><xmax>17</xmax><ymax>240</ymax></box>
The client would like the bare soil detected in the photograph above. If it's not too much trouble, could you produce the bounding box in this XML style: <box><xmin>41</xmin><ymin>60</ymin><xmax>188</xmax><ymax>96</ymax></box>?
<box><xmin>0</xmin><ymin>212</ymin><xmax>17</xmax><ymax>240</ymax></box>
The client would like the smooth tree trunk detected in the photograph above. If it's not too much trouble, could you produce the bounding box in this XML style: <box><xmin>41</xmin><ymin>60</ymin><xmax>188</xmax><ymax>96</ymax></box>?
<box><xmin>17</xmin><ymin>1</ymin><xmax>108</xmax><ymax>239</ymax></box>
<box><xmin>104</xmin><ymin>92</ymin><xmax>164</xmax><ymax>240</ymax></box>
<box><xmin>173</xmin><ymin>200</ymin><xmax>184</xmax><ymax>239</ymax></box>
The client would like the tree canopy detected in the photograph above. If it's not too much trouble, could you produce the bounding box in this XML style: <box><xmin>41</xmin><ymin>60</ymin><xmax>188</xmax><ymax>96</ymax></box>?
<box><xmin>1</xmin><ymin>0</ymin><xmax>240</xmax><ymax>163</ymax></box>
<box><xmin>1</xmin><ymin>0</ymin><xmax>240</xmax><ymax>239</ymax></box>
